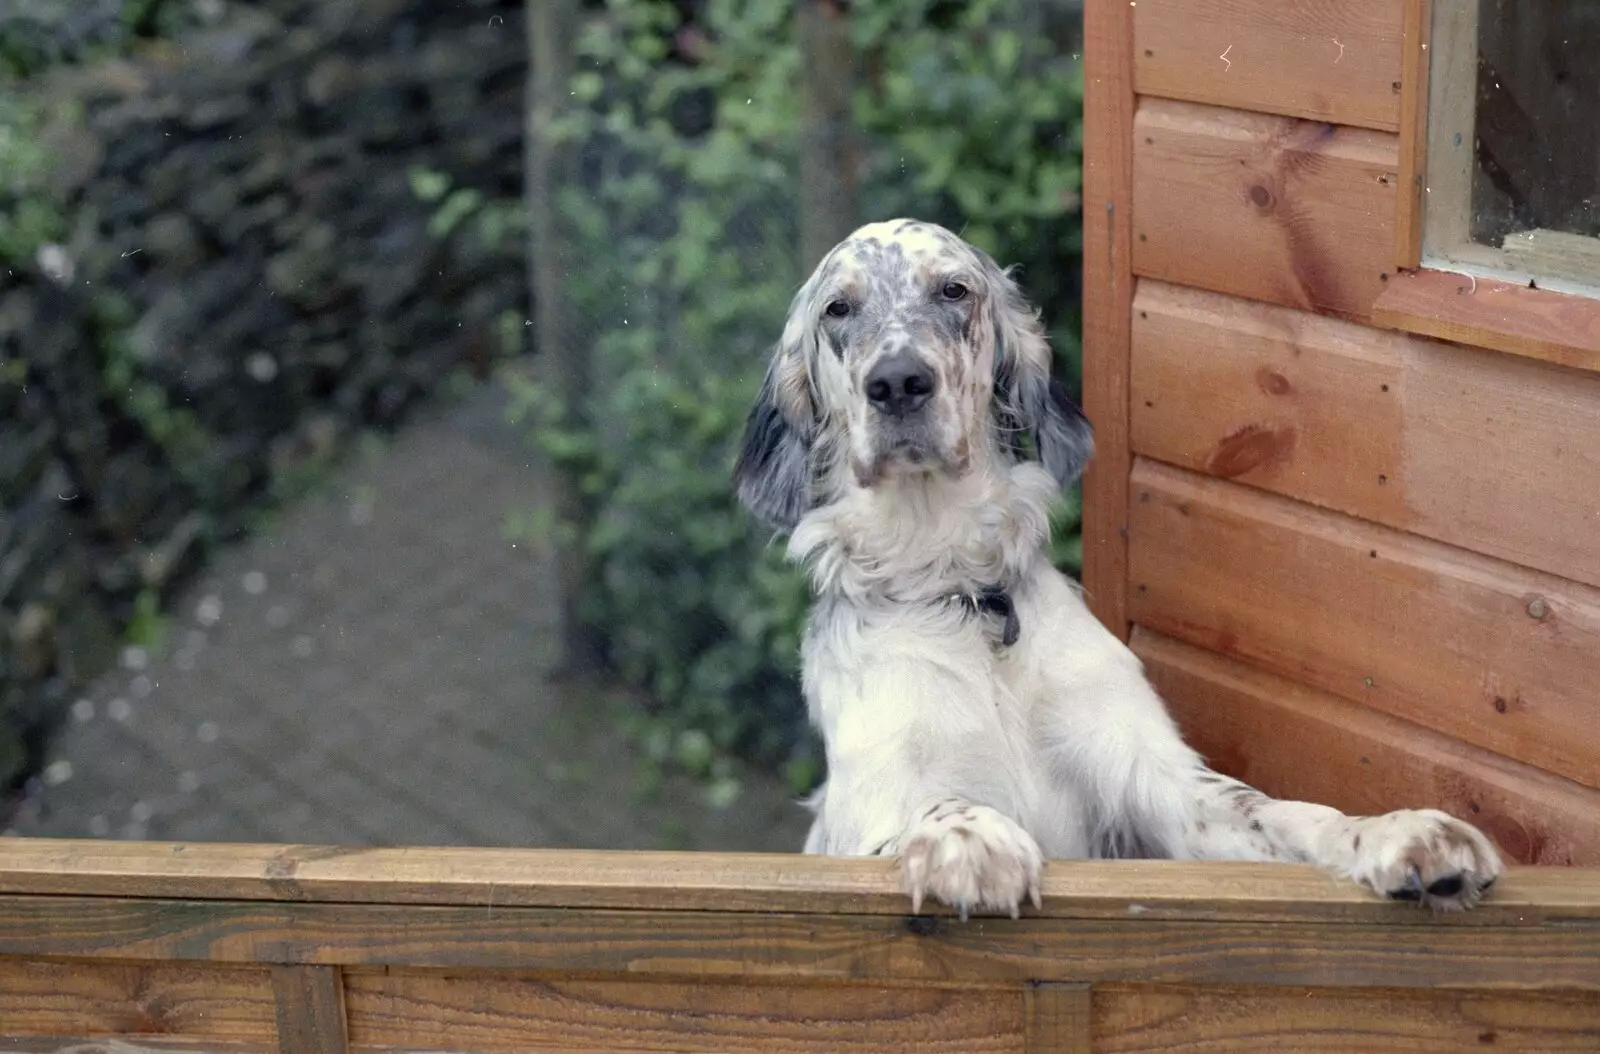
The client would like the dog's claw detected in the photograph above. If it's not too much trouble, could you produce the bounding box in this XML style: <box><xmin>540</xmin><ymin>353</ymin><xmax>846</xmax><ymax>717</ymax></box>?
<box><xmin>1388</xmin><ymin>868</ymin><xmax>1426</xmax><ymax>902</ymax></box>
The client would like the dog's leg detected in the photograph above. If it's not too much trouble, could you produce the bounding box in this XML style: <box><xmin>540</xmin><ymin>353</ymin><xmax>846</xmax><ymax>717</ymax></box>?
<box><xmin>1042</xmin><ymin>640</ymin><xmax>1504</xmax><ymax>910</ymax></box>
<box><xmin>805</xmin><ymin>647</ymin><xmax>1044</xmax><ymax>918</ymax></box>
<box><xmin>1170</xmin><ymin>768</ymin><xmax>1504</xmax><ymax>910</ymax></box>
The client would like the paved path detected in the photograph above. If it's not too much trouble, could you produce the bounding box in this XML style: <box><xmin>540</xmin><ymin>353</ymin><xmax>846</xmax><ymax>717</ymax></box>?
<box><xmin>7</xmin><ymin>378</ymin><xmax>812</xmax><ymax>851</ymax></box>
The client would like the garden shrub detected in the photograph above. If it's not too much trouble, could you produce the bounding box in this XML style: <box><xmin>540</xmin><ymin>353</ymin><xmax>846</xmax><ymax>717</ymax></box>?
<box><xmin>510</xmin><ymin>0</ymin><xmax>1084</xmax><ymax>794</ymax></box>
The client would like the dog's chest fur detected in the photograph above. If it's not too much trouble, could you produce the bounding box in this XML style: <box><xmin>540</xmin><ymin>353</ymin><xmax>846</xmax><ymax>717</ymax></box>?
<box><xmin>790</xmin><ymin>463</ymin><xmax>1094</xmax><ymax>857</ymax></box>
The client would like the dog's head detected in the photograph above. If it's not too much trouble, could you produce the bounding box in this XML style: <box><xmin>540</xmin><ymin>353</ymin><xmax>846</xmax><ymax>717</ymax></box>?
<box><xmin>734</xmin><ymin>219</ymin><xmax>1093</xmax><ymax>530</ymax></box>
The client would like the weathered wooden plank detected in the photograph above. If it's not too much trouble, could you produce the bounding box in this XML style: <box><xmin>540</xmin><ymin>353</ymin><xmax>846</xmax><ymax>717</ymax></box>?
<box><xmin>0</xmin><ymin>1040</ymin><xmax>272</xmax><ymax>1053</ymax></box>
<box><xmin>1130</xmin><ymin>281</ymin><xmax>1600</xmax><ymax>589</ymax></box>
<box><xmin>1127</xmin><ymin>459</ymin><xmax>1600</xmax><ymax>790</ymax></box>
<box><xmin>1082</xmin><ymin>0</ymin><xmax>1138</xmax><ymax>640</ymax></box>
<box><xmin>1091</xmin><ymin>984</ymin><xmax>1600</xmax><ymax>1051</ymax></box>
<box><xmin>1132</xmin><ymin>99</ymin><xmax>1398</xmax><ymax>322</ymax></box>
<box><xmin>271</xmin><ymin>965</ymin><xmax>347</xmax><ymax>1054</ymax></box>
<box><xmin>341</xmin><ymin>971</ymin><xmax>1023</xmax><ymax>1053</ymax></box>
<box><xmin>4</xmin><ymin>842</ymin><xmax>1600</xmax><ymax>924</ymax></box>
<box><xmin>0</xmin><ymin>897</ymin><xmax>1598</xmax><ymax>990</ymax></box>
<box><xmin>1133</xmin><ymin>0</ymin><xmax>1403</xmax><ymax>131</ymax></box>
<box><xmin>1373</xmin><ymin>268</ymin><xmax>1600</xmax><ymax>374</ymax></box>
<box><xmin>1135</xmin><ymin>629</ymin><xmax>1600</xmax><ymax>866</ymax></box>
<box><xmin>0</xmin><ymin>957</ymin><xmax>277</xmax><ymax>1045</ymax></box>
<box><xmin>1023</xmin><ymin>983</ymin><xmax>1092</xmax><ymax>1054</ymax></box>
<box><xmin>1395</xmin><ymin>0</ymin><xmax>1432</xmax><ymax>267</ymax></box>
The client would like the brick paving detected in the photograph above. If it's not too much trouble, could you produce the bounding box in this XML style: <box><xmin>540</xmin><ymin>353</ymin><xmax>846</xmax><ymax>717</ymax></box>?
<box><xmin>6</xmin><ymin>379</ymin><xmax>812</xmax><ymax>851</ymax></box>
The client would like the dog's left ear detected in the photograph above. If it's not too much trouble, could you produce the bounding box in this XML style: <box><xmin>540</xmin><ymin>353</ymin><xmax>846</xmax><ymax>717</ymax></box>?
<box><xmin>733</xmin><ymin>356</ymin><xmax>814</xmax><ymax>530</ymax></box>
<box><xmin>733</xmin><ymin>284</ymin><xmax>821</xmax><ymax>530</ymax></box>
<box><xmin>982</xmin><ymin>256</ymin><xmax>1094</xmax><ymax>488</ymax></box>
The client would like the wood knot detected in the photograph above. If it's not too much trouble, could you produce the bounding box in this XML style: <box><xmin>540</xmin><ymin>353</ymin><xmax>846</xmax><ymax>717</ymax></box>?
<box><xmin>905</xmin><ymin>915</ymin><xmax>940</xmax><ymax>936</ymax></box>
<box><xmin>1206</xmin><ymin>423</ymin><xmax>1295</xmax><ymax>478</ymax></box>
<box><xmin>1479</xmin><ymin>813</ymin><xmax>1535</xmax><ymax>864</ymax></box>
<box><xmin>1255</xmin><ymin>368</ymin><xmax>1291</xmax><ymax>396</ymax></box>
<box><xmin>1248</xmin><ymin>183</ymin><xmax>1275</xmax><ymax>210</ymax></box>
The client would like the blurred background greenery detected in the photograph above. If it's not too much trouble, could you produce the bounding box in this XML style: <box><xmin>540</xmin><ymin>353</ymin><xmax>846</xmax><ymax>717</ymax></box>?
<box><xmin>1</xmin><ymin>0</ymin><xmax>1083</xmax><ymax>834</ymax></box>
<box><xmin>503</xmin><ymin>0</ymin><xmax>1085</xmax><ymax>794</ymax></box>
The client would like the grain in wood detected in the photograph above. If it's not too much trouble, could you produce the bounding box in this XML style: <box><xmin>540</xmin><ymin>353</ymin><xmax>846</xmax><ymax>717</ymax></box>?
<box><xmin>2</xmin><ymin>896</ymin><xmax>1598</xmax><ymax>990</ymax></box>
<box><xmin>1091</xmin><ymin>984</ymin><xmax>1600</xmax><ymax>1051</ymax></box>
<box><xmin>0</xmin><ymin>957</ymin><xmax>276</xmax><ymax>1045</ymax></box>
<box><xmin>1134</xmin><ymin>0</ymin><xmax>1403</xmax><ymax>131</ymax></box>
<box><xmin>1135</xmin><ymin>629</ymin><xmax>1600</xmax><ymax>865</ymax></box>
<box><xmin>1128</xmin><ymin>459</ymin><xmax>1600</xmax><ymax>789</ymax></box>
<box><xmin>1133</xmin><ymin>100</ymin><xmax>1398</xmax><ymax>321</ymax></box>
<box><xmin>342</xmin><ymin>971</ymin><xmax>1024</xmax><ymax>1053</ymax></box>
<box><xmin>1131</xmin><ymin>281</ymin><xmax>1600</xmax><ymax>588</ymax></box>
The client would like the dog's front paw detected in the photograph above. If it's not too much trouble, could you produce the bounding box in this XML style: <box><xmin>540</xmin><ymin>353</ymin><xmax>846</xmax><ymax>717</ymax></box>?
<box><xmin>1344</xmin><ymin>809</ymin><xmax>1504</xmax><ymax>911</ymax></box>
<box><xmin>900</xmin><ymin>797</ymin><xmax>1043</xmax><ymax>920</ymax></box>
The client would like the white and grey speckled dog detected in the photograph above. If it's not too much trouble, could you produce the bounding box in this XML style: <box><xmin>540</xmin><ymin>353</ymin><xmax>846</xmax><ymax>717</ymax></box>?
<box><xmin>733</xmin><ymin>218</ymin><xmax>1503</xmax><ymax>916</ymax></box>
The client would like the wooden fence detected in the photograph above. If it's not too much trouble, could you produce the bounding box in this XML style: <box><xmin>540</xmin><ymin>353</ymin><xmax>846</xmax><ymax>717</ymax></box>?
<box><xmin>2</xmin><ymin>840</ymin><xmax>1598</xmax><ymax>1051</ymax></box>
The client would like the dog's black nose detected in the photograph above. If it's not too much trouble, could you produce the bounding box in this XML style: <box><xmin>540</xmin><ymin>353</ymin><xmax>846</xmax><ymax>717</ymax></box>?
<box><xmin>865</xmin><ymin>355</ymin><xmax>936</xmax><ymax>418</ymax></box>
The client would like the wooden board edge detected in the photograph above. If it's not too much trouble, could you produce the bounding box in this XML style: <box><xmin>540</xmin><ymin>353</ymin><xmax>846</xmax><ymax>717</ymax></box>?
<box><xmin>1</xmin><ymin>842</ymin><xmax>1599</xmax><ymax>924</ymax></box>
<box><xmin>1373</xmin><ymin>268</ymin><xmax>1600</xmax><ymax>373</ymax></box>
<box><xmin>1395</xmin><ymin>0</ymin><xmax>1432</xmax><ymax>269</ymax></box>
<box><xmin>1080</xmin><ymin>0</ymin><xmax>1137</xmax><ymax>641</ymax></box>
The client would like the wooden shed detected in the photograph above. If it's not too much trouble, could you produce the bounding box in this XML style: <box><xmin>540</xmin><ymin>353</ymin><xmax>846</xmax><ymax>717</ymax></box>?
<box><xmin>1080</xmin><ymin>0</ymin><xmax>1600</xmax><ymax>867</ymax></box>
<box><xmin>3</xmin><ymin>1</ymin><xmax>1600</xmax><ymax>1051</ymax></box>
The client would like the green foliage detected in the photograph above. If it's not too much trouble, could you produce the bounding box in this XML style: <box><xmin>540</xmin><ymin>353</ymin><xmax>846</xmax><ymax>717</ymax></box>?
<box><xmin>0</xmin><ymin>95</ymin><xmax>65</xmax><ymax>266</ymax></box>
<box><xmin>0</xmin><ymin>0</ymin><xmax>202</xmax><ymax>77</ymax></box>
<box><xmin>408</xmin><ymin>166</ymin><xmax>527</xmax><ymax>249</ymax></box>
<box><xmin>502</xmin><ymin>0</ymin><xmax>1085</xmax><ymax>792</ymax></box>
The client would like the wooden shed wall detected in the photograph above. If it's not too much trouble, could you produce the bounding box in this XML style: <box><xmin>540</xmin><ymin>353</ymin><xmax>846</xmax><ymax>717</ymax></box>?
<box><xmin>1082</xmin><ymin>0</ymin><xmax>1600</xmax><ymax>866</ymax></box>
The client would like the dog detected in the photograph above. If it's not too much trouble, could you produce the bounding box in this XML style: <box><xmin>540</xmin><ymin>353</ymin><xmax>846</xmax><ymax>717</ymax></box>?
<box><xmin>732</xmin><ymin>219</ymin><xmax>1504</xmax><ymax>916</ymax></box>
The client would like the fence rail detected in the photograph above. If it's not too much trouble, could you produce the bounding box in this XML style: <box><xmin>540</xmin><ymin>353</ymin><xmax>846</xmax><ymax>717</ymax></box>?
<box><xmin>2</xmin><ymin>839</ymin><xmax>1598</xmax><ymax>1051</ymax></box>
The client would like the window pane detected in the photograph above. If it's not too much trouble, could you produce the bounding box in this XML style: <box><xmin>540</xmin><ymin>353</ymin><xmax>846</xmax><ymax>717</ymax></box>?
<box><xmin>1470</xmin><ymin>3</ymin><xmax>1600</xmax><ymax>268</ymax></box>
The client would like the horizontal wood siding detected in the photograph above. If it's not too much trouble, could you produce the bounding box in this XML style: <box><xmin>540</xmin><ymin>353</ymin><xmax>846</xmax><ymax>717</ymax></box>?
<box><xmin>1130</xmin><ymin>281</ymin><xmax>1600</xmax><ymax>589</ymax></box>
<box><xmin>342</xmin><ymin>972</ymin><xmax>1026</xmax><ymax>1053</ymax></box>
<box><xmin>1091</xmin><ymin>984</ymin><xmax>1600</xmax><ymax>1051</ymax></box>
<box><xmin>0</xmin><ymin>957</ymin><xmax>277</xmax><ymax>1046</ymax></box>
<box><xmin>3</xmin><ymin>896</ymin><xmax>1599</xmax><ymax>990</ymax></box>
<box><xmin>2</xmin><ymin>845</ymin><xmax>1598</xmax><ymax>1050</ymax></box>
<box><xmin>1127</xmin><ymin>459</ymin><xmax>1600</xmax><ymax>790</ymax></box>
<box><xmin>1134</xmin><ymin>630</ymin><xmax>1600</xmax><ymax>866</ymax></box>
<box><xmin>1132</xmin><ymin>100</ymin><xmax>1398</xmax><ymax>321</ymax></box>
<box><xmin>1133</xmin><ymin>0</ymin><xmax>1404</xmax><ymax>131</ymax></box>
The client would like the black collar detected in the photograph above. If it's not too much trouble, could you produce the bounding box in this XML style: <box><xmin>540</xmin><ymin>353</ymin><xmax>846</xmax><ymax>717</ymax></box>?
<box><xmin>948</xmin><ymin>585</ymin><xmax>1020</xmax><ymax>647</ymax></box>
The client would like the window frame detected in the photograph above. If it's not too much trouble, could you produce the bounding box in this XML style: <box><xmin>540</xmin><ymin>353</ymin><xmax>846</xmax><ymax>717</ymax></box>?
<box><xmin>1385</xmin><ymin>0</ymin><xmax>1600</xmax><ymax>372</ymax></box>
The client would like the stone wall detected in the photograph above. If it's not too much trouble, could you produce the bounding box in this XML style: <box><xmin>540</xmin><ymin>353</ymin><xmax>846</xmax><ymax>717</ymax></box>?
<box><xmin>0</xmin><ymin>0</ymin><xmax>527</xmax><ymax>800</ymax></box>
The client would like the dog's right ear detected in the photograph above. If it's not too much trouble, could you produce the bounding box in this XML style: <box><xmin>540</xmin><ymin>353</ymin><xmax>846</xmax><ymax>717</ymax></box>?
<box><xmin>733</xmin><ymin>355</ymin><xmax>814</xmax><ymax>530</ymax></box>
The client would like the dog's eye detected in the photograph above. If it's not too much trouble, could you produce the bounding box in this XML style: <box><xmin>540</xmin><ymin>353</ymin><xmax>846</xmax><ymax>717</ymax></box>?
<box><xmin>940</xmin><ymin>281</ymin><xmax>968</xmax><ymax>302</ymax></box>
<box><xmin>824</xmin><ymin>299</ymin><xmax>851</xmax><ymax>319</ymax></box>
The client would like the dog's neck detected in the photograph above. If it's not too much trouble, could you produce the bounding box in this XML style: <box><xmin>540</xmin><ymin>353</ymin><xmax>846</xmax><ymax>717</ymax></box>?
<box><xmin>788</xmin><ymin>460</ymin><xmax>1056</xmax><ymax>607</ymax></box>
